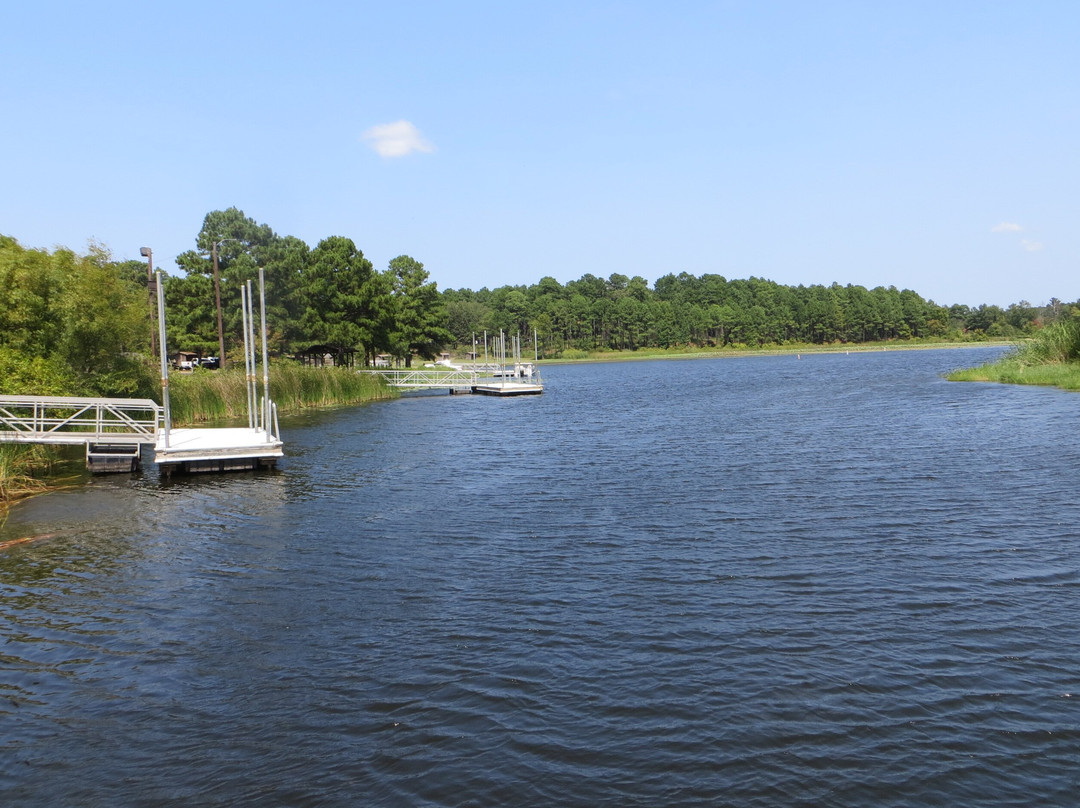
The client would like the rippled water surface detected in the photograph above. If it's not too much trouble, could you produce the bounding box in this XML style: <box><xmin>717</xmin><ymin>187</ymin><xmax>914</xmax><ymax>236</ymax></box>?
<box><xmin>3</xmin><ymin>347</ymin><xmax>1080</xmax><ymax>806</ymax></box>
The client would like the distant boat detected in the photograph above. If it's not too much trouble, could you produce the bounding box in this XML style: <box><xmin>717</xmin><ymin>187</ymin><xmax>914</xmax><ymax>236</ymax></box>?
<box><xmin>491</xmin><ymin>362</ymin><xmax>536</xmax><ymax>379</ymax></box>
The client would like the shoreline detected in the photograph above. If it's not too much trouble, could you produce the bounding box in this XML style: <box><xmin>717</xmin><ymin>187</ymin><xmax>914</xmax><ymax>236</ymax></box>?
<box><xmin>534</xmin><ymin>340</ymin><xmax>1013</xmax><ymax>366</ymax></box>
<box><xmin>946</xmin><ymin>359</ymin><xmax>1080</xmax><ymax>391</ymax></box>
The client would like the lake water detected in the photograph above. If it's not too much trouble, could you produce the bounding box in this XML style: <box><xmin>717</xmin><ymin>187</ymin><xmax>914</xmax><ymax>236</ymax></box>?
<box><xmin>3</xmin><ymin>347</ymin><xmax>1079</xmax><ymax>806</ymax></box>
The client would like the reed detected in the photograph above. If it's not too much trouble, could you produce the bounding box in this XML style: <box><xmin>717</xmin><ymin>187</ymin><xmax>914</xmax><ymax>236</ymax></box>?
<box><xmin>0</xmin><ymin>444</ymin><xmax>52</xmax><ymax>503</ymax></box>
<box><xmin>167</xmin><ymin>363</ymin><xmax>395</xmax><ymax>425</ymax></box>
<box><xmin>1012</xmin><ymin>319</ymin><xmax>1080</xmax><ymax>365</ymax></box>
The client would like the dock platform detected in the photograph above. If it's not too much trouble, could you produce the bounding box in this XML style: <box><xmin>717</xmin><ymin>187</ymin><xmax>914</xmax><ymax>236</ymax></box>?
<box><xmin>155</xmin><ymin>428</ymin><xmax>283</xmax><ymax>474</ymax></box>
<box><xmin>472</xmin><ymin>381</ymin><xmax>545</xmax><ymax>396</ymax></box>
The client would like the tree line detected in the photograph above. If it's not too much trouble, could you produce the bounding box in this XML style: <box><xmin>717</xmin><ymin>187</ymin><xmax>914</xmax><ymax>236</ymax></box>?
<box><xmin>444</xmin><ymin>274</ymin><xmax>1076</xmax><ymax>354</ymax></box>
<box><xmin>0</xmin><ymin>208</ymin><xmax>451</xmax><ymax>397</ymax></box>
<box><xmin>3</xmin><ymin>208</ymin><xmax>1078</xmax><ymax>401</ymax></box>
<box><xmin>157</xmin><ymin>208</ymin><xmax>1080</xmax><ymax>362</ymax></box>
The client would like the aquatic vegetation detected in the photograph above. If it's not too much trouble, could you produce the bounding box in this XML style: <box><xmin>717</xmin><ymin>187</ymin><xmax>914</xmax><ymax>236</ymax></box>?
<box><xmin>166</xmin><ymin>363</ymin><xmax>395</xmax><ymax>425</ymax></box>
<box><xmin>947</xmin><ymin>320</ymin><xmax>1080</xmax><ymax>390</ymax></box>
<box><xmin>0</xmin><ymin>444</ymin><xmax>51</xmax><ymax>503</ymax></box>
<box><xmin>1012</xmin><ymin>319</ymin><xmax>1080</xmax><ymax>365</ymax></box>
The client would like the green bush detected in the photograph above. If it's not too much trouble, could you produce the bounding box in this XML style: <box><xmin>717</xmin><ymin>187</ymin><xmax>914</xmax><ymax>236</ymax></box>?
<box><xmin>0</xmin><ymin>349</ymin><xmax>82</xmax><ymax>396</ymax></box>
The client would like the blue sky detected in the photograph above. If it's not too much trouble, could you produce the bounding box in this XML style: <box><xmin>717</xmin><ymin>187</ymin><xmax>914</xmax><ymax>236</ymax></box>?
<box><xmin>3</xmin><ymin>1</ymin><xmax>1077</xmax><ymax>307</ymax></box>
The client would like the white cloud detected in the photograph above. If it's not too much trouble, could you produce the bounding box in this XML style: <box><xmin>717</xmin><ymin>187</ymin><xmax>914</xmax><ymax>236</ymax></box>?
<box><xmin>1021</xmin><ymin>239</ymin><xmax>1044</xmax><ymax>252</ymax></box>
<box><xmin>991</xmin><ymin>222</ymin><xmax>1023</xmax><ymax>232</ymax></box>
<box><xmin>361</xmin><ymin>120</ymin><xmax>434</xmax><ymax>158</ymax></box>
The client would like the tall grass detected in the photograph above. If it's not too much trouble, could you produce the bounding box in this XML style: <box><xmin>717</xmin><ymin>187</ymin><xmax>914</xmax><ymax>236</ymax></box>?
<box><xmin>1012</xmin><ymin>319</ymin><xmax>1080</xmax><ymax>365</ymax></box>
<box><xmin>947</xmin><ymin>320</ymin><xmax>1080</xmax><ymax>390</ymax></box>
<box><xmin>0</xmin><ymin>444</ymin><xmax>52</xmax><ymax>503</ymax></box>
<box><xmin>167</xmin><ymin>363</ymin><xmax>395</xmax><ymax>425</ymax></box>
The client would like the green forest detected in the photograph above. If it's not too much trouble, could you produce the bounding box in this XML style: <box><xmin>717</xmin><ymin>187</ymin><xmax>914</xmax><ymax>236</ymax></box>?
<box><xmin>3</xmin><ymin>206</ymin><xmax>1079</xmax><ymax>402</ymax></box>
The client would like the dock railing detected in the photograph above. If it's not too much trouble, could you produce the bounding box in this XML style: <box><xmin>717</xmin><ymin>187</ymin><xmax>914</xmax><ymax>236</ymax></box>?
<box><xmin>364</xmin><ymin>368</ymin><xmax>480</xmax><ymax>390</ymax></box>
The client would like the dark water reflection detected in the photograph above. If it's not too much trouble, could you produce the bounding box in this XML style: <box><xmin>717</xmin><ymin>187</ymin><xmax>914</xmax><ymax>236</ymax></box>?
<box><xmin>3</xmin><ymin>347</ymin><xmax>1080</xmax><ymax>806</ymax></box>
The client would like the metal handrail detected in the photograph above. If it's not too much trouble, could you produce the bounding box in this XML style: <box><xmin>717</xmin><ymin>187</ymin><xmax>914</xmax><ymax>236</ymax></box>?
<box><xmin>363</xmin><ymin>369</ymin><xmax>480</xmax><ymax>389</ymax></box>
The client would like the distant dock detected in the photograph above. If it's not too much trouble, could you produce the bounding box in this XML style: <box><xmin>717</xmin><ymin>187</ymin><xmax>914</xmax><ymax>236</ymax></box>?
<box><xmin>472</xmin><ymin>380</ymin><xmax>544</xmax><ymax>396</ymax></box>
<box><xmin>365</xmin><ymin>363</ymin><xmax>544</xmax><ymax>396</ymax></box>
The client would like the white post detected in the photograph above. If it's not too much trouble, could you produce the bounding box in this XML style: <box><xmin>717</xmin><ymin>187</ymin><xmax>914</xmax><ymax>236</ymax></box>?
<box><xmin>155</xmin><ymin>269</ymin><xmax>171</xmax><ymax>447</ymax></box>
<box><xmin>241</xmin><ymin>284</ymin><xmax>254</xmax><ymax>429</ymax></box>
<box><xmin>246</xmin><ymin>280</ymin><xmax>258</xmax><ymax>430</ymax></box>
<box><xmin>259</xmin><ymin>268</ymin><xmax>271</xmax><ymax>441</ymax></box>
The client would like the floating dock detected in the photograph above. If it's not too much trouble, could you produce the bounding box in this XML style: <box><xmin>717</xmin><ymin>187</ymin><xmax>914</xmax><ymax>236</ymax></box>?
<box><xmin>154</xmin><ymin>427</ymin><xmax>282</xmax><ymax>474</ymax></box>
<box><xmin>86</xmin><ymin>442</ymin><xmax>143</xmax><ymax>473</ymax></box>
<box><xmin>150</xmin><ymin>267</ymin><xmax>284</xmax><ymax>476</ymax></box>
<box><xmin>471</xmin><ymin>381</ymin><xmax>544</xmax><ymax>396</ymax></box>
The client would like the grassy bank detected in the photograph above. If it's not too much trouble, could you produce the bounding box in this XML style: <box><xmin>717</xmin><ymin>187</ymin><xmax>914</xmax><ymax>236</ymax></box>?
<box><xmin>541</xmin><ymin>339</ymin><xmax>1009</xmax><ymax>364</ymax></box>
<box><xmin>168</xmin><ymin>363</ymin><xmax>395</xmax><ymax>425</ymax></box>
<box><xmin>948</xmin><ymin>360</ymin><xmax>1080</xmax><ymax>390</ymax></box>
<box><xmin>946</xmin><ymin>321</ymin><xmax>1080</xmax><ymax>391</ymax></box>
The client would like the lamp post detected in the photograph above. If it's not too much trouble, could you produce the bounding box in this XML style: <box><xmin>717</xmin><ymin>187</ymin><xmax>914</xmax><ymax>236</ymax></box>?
<box><xmin>140</xmin><ymin>247</ymin><xmax>156</xmax><ymax>358</ymax></box>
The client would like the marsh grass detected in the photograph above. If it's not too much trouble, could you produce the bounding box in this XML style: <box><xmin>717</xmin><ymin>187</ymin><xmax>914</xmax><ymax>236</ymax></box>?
<box><xmin>948</xmin><ymin>358</ymin><xmax>1080</xmax><ymax>391</ymax></box>
<box><xmin>0</xmin><ymin>444</ymin><xmax>54</xmax><ymax>503</ymax></box>
<box><xmin>1012</xmin><ymin>319</ymin><xmax>1080</xmax><ymax>365</ymax></box>
<box><xmin>168</xmin><ymin>363</ymin><xmax>394</xmax><ymax>425</ymax></box>
<box><xmin>947</xmin><ymin>320</ymin><xmax>1080</xmax><ymax>391</ymax></box>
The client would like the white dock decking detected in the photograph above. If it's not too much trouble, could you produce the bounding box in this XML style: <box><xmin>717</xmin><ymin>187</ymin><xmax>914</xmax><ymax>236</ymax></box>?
<box><xmin>472</xmin><ymin>381</ymin><xmax>545</xmax><ymax>396</ymax></box>
<box><xmin>154</xmin><ymin>427</ymin><xmax>283</xmax><ymax>473</ymax></box>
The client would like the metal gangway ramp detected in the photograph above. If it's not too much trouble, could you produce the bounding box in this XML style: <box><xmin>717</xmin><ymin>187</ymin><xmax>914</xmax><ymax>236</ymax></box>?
<box><xmin>0</xmin><ymin>395</ymin><xmax>161</xmax><ymax>445</ymax></box>
<box><xmin>364</xmin><ymin>368</ymin><xmax>479</xmax><ymax>392</ymax></box>
<box><xmin>0</xmin><ymin>395</ymin><xmax>162</xmax><ymax>472</ymax></box>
